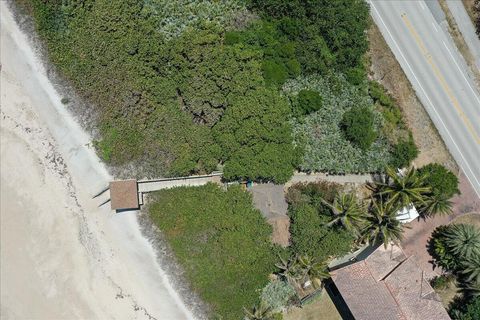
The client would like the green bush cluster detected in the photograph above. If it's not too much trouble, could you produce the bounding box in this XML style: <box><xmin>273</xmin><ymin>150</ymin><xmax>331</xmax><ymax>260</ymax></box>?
<box><xmin>296</xmin><ymin>90</ymin><xmax>322</xmax><ymax>116</ymax></box>
<box><xmin>149</xmin><ymin>184</ymin><xmax>278</xmax><ymax>319</ymax></box>
<box><xmin>450</xmin><ymin>297</ymin><xmax>480</xmax><ymax>320</ymax></box>
<box><xmin>341</xmin><ymin>106</ymin><xmax>377</xmax><ymax>151</ymax></box>
<box><xmin>248</xmin><ymin>0</ymin><xmax>370</xmax><ymax>78</ymax></box>
<box><xmin>418</xmin><ymin>163</ymin><xmax>460</xmax><ymax>198</ymax></box>
<box><xmin>286</xmin><ymin>74</ymin><xmax>393</xmax><ymax>174</ymax></box>
<box><xmin>390</xmin><ymin>133</ymin><xmax>419</xmax><ymax>169</ymax></box>
<box><xmin>225</xmin><ymin>20</ymin><xmax>301</xmax><ymax>87</ymax></box>
<box><xmin>213</xmin><ymin>88</ymin><xmax>298</xmax><ymax>184</ymax></box>
<box><xmin>287</xmin><ymin>182</ymin><xmax>356</xmax><ymax>262</ymax></box>
<box><xmin>27</xmin><ymin>0</ymin><xmax>299</xmax><ymax>181</ymax></box>
<box><xmin>261</xmin><ymin>280</ymin><xmax>296</xmax><ymax>312</ymax></box>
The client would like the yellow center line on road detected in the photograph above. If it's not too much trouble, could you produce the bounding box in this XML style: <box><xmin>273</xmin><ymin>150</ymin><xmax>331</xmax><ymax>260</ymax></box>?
<box><xmin>401</xmin><ymin>13</ymin><xmax>480</xmax><ymax>145</ymax></box>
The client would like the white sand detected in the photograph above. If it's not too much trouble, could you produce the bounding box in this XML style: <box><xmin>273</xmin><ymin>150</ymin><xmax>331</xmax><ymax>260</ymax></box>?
<box><xmin>0</xmin><ymin>3</ymin><xmax>194</xmax><ymax>319</ymax></box>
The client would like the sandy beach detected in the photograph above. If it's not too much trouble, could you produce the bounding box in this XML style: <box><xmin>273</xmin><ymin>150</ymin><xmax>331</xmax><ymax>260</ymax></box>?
<box><xmin>0</xmin><ymin>3</ymin><xmax>194</xmax><ymax>319</ymax></box>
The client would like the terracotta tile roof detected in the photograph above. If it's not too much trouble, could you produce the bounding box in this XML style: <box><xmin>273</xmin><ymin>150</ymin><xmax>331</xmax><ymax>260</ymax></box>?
<box><xmin>110</xmin><ymin>179</ymin><xmax>139</xmax><ymax>210</ymax></box>
<box><xmin>331</xmin><ymin>261</ymin><xmax>405</xmax><ymax>320</ymax></box>
<box><xmin>365</xmin><ymin>244</ymin><xmax>407</xmax><ymax>281</ymax></box>
<box><xmin>331</xmin><ymin>244</ymin><xmax>450</xmax><ymax>320</ymax></box>
<box><xmin>385</xmin><ymin>257</ymin><xmax>450</xmax><ymax>320</ymax></box>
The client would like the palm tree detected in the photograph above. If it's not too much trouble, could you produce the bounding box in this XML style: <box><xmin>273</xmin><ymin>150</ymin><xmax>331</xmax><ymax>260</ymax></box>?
<box><xmin>374</xmin><ymin>167</ymin><xmax>431</xmax><ymax>208</ymax></box>
<box><xmin>459</xmin><ymin>278</ymin><xmax>480</xmax><ymax>299</ymax></box>
<box><xmin>243</xmin><ymin>303</ymin><xmax>273</xmax><ymax>320</ymax></box>
<box><xmin>460</xmin><ymin>257</ymin><xmax>480</xmax><ymax>283</ymax></box>
<box><xmin>360</xmin><ymin>197</ymin><xmax>404</xmax><ymax>246</ymax></box>
<box><xmin>276</xmin><ymin>255</ymin><xmax>329</xmax><ymax>289</ymax></box>
<box><xmin>275</xmin><ymin>255</ymin><xmax>303</xmax><ymax>285</ymax></box>
<box><xmin>322</xmin><ymin>193</ymin><xmax>366</xmax><ymax>236</ymax></box>
<box><xmin>297</xmin><ymin>255</ymin><xmax>330</xmax><ymax>289</ymax></box>
<box><xmin>443</xmin><ymin>224</ymin><xmax>480</xmax><ymax>261</ymax></box>
<box><xmin>418</xmin><ymin>194</ymin><xmax>453</xmax><ymax>217</ymax></box>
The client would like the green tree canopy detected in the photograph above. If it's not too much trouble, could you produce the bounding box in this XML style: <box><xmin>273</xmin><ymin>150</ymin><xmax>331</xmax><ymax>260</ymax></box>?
<box><xmin>296</xmin><ymin>89</ymin><xmax>322</xmax><ymax>116</ymax></box>
<box><xmin>149</xmin><ymin>184</ymin><xmax>277</xmax><ymax>319</ymax></box>
<box><xmin>418</xmin><ymin>163</ymin><xmax>460</xmax><ymax>198</ymax></box>
<box><xmin>213</xmin><ymin>88</ymin><xmax>297</xmax><ymax>183</ymax></box>
<box><xmin>341</xmin><ymin>106</ymin><xmax>377</xmax><ymax>151</ymax></box>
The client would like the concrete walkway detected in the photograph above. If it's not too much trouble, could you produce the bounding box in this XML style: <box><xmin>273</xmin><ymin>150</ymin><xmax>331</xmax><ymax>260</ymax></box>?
<box><xmin>446</xmin><ymin>0</ymin><xmax>480</xmax><ymax>70</ymax></box>
<box><xmin>137</xmin><ymin>172</ymin><xmax>222</xmax><ymax>193</ymax></box>
<box><xmin>285</xmin><ymin>172</ymin><xmax>372</xmax><ymax>189</ymax></box>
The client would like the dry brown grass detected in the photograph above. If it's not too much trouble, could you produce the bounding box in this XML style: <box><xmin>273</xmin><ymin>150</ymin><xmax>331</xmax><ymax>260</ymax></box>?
<box><xmin>435</xmin><ymin>279</ymin><xmax>460</xmax><ymax>309</ymax></box>
<box><xmin>367</xmin><ymin>24</ymin><xmax>457</xmax><ymax>172</ymax></box>
<box><xmin>451</xmin><ymin>212</ymin><xmax>480</xmax><ymax>227</ymax></box>
<box><xmin>462</xmin><ymin>0</ymin><xmax>478</xmax><ymax>25</ymax></box>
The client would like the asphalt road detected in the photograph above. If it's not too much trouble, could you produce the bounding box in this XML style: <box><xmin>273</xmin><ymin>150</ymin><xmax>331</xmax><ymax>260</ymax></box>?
<box><xmin>369</xmin><ymin>0</ymin><xmax>480</xmax><ymax>198</ymax></box>
<box><xmin>446</xmin><ymin>0</ymin><xmax>480</xmax><ymax>70</ymax></box>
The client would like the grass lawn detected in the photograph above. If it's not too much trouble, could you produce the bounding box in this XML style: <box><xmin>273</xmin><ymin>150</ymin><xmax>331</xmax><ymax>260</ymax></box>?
<box><xmin>284</xmin><ymin>292</ymin><xmax>341</xmax><ymax>320</ymax></box>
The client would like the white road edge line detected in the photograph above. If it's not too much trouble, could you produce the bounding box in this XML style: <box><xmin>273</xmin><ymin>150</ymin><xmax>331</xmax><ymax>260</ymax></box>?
<box><xmin>442</xmin><ymin>40</ymin><xmax>480</xmax><ymax>105</ymax></box>
<box><xmin>431</xmin><ymin>22</ymin><xmax>438</xmax><ymax>33</ymax></box>
<box><xmin>369</xmin><ymin>1</ymin><xmax>480</xmax><ymax>197</ymax></box>
<box><xmin>420</xmin><ymin>2</ymin><xmax>426</xmax><ymax>10</ymax></box>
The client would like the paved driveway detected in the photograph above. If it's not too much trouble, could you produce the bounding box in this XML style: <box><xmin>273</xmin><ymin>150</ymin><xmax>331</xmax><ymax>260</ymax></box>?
<box><xmin>401</xmin><ymin>171</ymin><xmax>480</xmax><ymax>278</ymax></box>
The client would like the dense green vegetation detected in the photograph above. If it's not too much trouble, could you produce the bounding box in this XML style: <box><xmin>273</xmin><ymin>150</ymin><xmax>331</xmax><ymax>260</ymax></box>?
<box><xmin>25</xmin><ymin>0</ymin><xmax>417</xmax><ymax>182</ymax></box>
<box><xmin>287</xmin><ymin>74</ymin><xmax>394</xmax><ymax>174</ymax></box>
<box><xmin>213</xmin><ymin>88</ymin><xmax>298</xmax><ymax>183</ymax></box>
<box><xmin>248</xmin><ymin>0</ymin><xmax>370</xmax><ymax>78</ymax></box>
<box><xmin>286</xmin><ymin>182</ymin><xmax>356</xmax><ymax>261</ymax></box>
<box><xmin>418</xmin><ymin>163</ymin><xmax>460</xmax><ymax>198</ymax></box>
<box><xmin>149</xmin><ymin>184</ymin><xmax>277</xmax><ymax>319</ymax></box>
<box><xmin>431</xmin><ymin>224</ymin><xmax>480</xmax><ymax>318</ymax></box>
<box><xmin>341</xmin><ymin>106</ymin><xmax>377</xmax><ymax>151</ymax></box>
<box><xmin>451</xmin><ymin>296</ymin><xmax>480</xmax><ymax>320</ymax></box>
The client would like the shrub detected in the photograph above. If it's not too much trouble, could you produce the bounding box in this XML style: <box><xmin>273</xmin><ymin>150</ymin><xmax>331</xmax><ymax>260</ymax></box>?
<box><xmin>419</xmin><ymin>163</ymin><xmax>460</xmax><ymax>198</ymax></box>
<box><xmin>390</xmin><ymin>133</ymin><xmax>418</xmax><ymax>168</ymax></box>
<box><xmin>286</xmin><ymin>181</ymin><xmax>341</xmax><ymax>207</ymax></box>
<box><xmin>149</xmin><ymin>184</ymin><xmax>277</xmax><ymax>319</ymax></box>
<box><xmin>263</xmin><ymin>60</ymin><xmax>289</xmax><ymax>87</ymax></box>
<box><xmin>430</xmin><ymin>274</ymin><xmax>455</xmax><ymax>290</ymax></box>
<box><xmin>345</xmin><ymin>66</ymin><xmax>367</xmax><ymax>86</ymax></box>
<box><xmin>450</xmin><ymin>296</ymin><xmax>480</xmax><ymax>320</ymax></box>
<box><xmin>214</xmin><ymin>88</ymin><xmax>297</xmax><ymax>183</ymax></box>
<box><xmin>248</xmin><ymin>0</ymin><xmax>370</xmax><ymax>74</ymax></box>
<box><xmin>432</xmin><ymin>224</ymin><xmax>480</xmax><ymax>272</ymax></box>
<box><xmin>341</xmin><ymin>106</ymin><xmax>377</xmax><ymax>151</ymax></box>
<box><xmin>296</xmin><ymin>89</ymin><xmax>322</xmax><ymax>116</ymax></box>
<box><xmin>286</xmin><ymin>74</ymin><xmax>392</xmax><ymax>174</ymax></box>
<box><xmin>287</xmin><ymin>182</ymin><xmax>355</xmax><ymax>262</ymax></box>
<box><xmin>289</xmin><ymin>204</ymin><xmax>354</xmax><ymax>261</ymax></box>
<box><xmin>261</xmin><ymin>280</ymin><xmax>296</xmax><ymax>312</ymax></box>
<box><xmin>369</xmin><ymin>81</ymin><xmax>395</xmax><ymax>108</ymax></box>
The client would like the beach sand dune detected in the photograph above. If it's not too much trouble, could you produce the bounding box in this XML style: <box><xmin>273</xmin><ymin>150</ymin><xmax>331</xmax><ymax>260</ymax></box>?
<box><xmin>0</xmin><ymin>3</ymin><xmax>193</xmax><ymax>319</ymax></box>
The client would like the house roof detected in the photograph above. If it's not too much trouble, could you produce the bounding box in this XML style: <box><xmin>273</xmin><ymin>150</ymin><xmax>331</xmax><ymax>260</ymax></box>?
<box><xmin>331</xmin><ymin>244</ymin><xmax>450</xmax><ymax>320</ymax></box>
<box><xmin>110</xmin><ymin>179</ymin><xmax>139</xmax><ymax>210</ymax></box>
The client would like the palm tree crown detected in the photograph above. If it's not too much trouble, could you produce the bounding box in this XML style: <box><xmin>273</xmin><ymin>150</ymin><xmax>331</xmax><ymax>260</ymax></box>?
<box><xmin>322</xmin><ymin>192</ymin><xmax>366</xmax><ymax>236</ymax></box>
<box><xmin>375</xmin><ymin>167</ymin><xmax>431</xmax><ymax>208</ymax></box>
<box><xmin>243</xmin><ymin>303</ymin><xmax>273</xmax><ymax>320</ymax></box>
<box><xmin>443</xmin><ymin>224</ymin><xmax>480</xmax><ymax>261</ymax></box>
<box><xmin>360</xmin><ymin>197</ymin><xmax>404</xmax><ymax>246</ymax></box>
<box><xmin>276</xmin><ymin>255</ymin><xmax>329</xmax><ymax>289</ymax></box>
